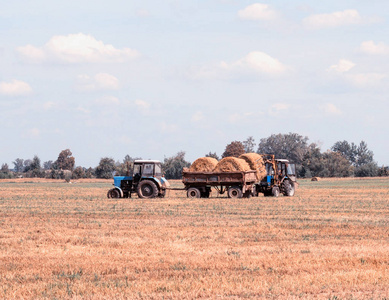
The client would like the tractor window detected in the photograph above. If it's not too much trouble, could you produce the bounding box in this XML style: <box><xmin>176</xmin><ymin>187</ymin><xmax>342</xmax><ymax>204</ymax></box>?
<box><xmin>143</xmin><ymin>164</ymin><xmax>154</xmax><ymax>176</ymax></box>
<box><xmin>154</xmin><ymin>164</ymin><xmax>162</xmax><ymax>176</ymax></box>
<box><xmin>133</xmin><ymin>164</ymin><xmax>141</xmax><ymax>175</ymax></box>
<box><xmin>287</xmin><ymin>164</ymin><xmax>296</xmax><ymax>175</ymax></box>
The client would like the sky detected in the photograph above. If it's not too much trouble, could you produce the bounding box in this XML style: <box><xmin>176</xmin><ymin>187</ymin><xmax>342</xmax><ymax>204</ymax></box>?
<box><xmin>1</xmin><ymin>0</ymin><xmax>388</xmax><ymax>168</ymax></box>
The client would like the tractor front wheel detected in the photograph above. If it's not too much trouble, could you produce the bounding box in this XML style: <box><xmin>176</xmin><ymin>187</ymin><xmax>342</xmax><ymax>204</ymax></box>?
<box><xmin>107</xmin><ymin>188</ymin><xmax>120</xmax><ymax>199</ymax></box>
<box><xmin>272</xmin><ymin>186</ymin><xmax>280</xmax><ymax>197</ymax></box>
<box><xmin>282</xmin><ymin>180</ymin><xmax>295</xmax><ymax>197</ymax></box>
<box><xmin>137</xmin><ymin>180</ymin><xmax>158</xmax><ymax>198</ymax></box>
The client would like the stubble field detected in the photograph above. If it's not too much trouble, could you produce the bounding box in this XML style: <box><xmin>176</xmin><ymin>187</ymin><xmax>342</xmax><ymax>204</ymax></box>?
<box><xmin>0</xmin><ymin>177</ymin><xmax>388</xmax><ymax>299</ymax></box>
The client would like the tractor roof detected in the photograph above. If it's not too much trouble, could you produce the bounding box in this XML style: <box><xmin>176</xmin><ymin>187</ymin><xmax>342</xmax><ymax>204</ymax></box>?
<box><xmin>275</xmin><ymin>159</ymin><xmax>290</xmax><ymax>163</ymax></box>
<box><xmin>134</xmin><ymin>160</ymin><xmax>161</xmax><ymax>164</ymax></box>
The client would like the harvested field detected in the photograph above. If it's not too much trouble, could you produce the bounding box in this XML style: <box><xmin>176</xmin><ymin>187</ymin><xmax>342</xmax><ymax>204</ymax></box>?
<box><xmin>1</xmin><ymin>177</ymin><xmax>389</xmax><ymax>298</ymax></box>
<box><xmin>189</xmin><ymin>157</ymin><xmax>218</xmax><ymax>172</ymax></box>
<box><xmin>214</xmin><ymin>157</ymin><xmax>251</xmax><ymax>172</ymax></box>
<box><xmin>239</xmin><ymin>153</ymin><xmax>267</xmax><ymax>181</ymax></box>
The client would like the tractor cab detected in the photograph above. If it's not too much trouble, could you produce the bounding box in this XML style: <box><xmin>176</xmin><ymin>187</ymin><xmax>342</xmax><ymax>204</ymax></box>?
<box><xmin>133</xmin><ymin>160</ymin><xmax>163</xmax><ymax>183</ymax></box>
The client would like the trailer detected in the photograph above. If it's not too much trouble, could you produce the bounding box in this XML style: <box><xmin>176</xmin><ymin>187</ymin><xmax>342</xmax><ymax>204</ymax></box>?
<box><xmin>182</xmin><ymin>170</ymin><xmax>258</xmax><ymax>198</ymax></box>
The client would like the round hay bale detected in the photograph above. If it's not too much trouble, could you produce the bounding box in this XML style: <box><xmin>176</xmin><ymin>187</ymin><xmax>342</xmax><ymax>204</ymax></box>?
<box><xmin>189</xmin><ymin>157</ymin><xmax>218</xmax><ymax>172</ymax></box>
<box><xmin>311</xmin><ymin>177</ymin><xmax>320</xmax><ymax>181</ymax></box>
<box><xmin>239</xmin><ymin>153</ymin><xmax>267</xmax><ymax>181</ymax></box>
<box><xmin>213</xmin><ymin>157</ymin><xmax>250</xmax><ymax>172</ymax></box>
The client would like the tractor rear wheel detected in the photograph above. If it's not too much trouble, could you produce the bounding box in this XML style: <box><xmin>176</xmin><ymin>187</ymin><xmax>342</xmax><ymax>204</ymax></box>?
<box><xmin>228</xmin><ymin>186</ymin><xmax>243</xmax><ymax>198</ymax></box>
<box><xmin>187</xmin><ymin>187</ymin><xmax>201</xmax><ymax>198</ymax></box>
<box><xmin>107</xmin><ymin>188</ymin><xmax>120</xmax><ymax>199</ymax></box>
<box><xmin>137</xmin><ymin>180</ymin><xmax>158</xmax><ymax>198</ymax></box>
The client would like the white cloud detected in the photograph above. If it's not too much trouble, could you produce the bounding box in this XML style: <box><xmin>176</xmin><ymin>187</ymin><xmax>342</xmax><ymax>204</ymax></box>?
<box><xmin>319</xmin><ymin>103</ymin><xmax>342</xmax><ymax>115</ymax></box>
<box><xmin>328</xmin><ymin>59</ymin><xmax>355</xmax><ymax>73</ymax></box>
<box><xmin>191</xmin><ymin>111</ymin><xmax>204</xmax><ymax>122</ymax></box>
<box><xmin>135</xmin><ymin>99</ymin><xmax>151</xmax><ymax>111</ymax></box>
<box><xmin>118</xmin><ymin>135</ymin><xmax>132</xmax><ymax>145</ymax></box>
<box><xmin>17</xmin><ymin>33</ymin><xmax>140</xmax><ymax>63</ymax></box>
<box><xmin>43</xmin><ymin>101</ymin><xmax>57</xmax><ymax>110</ymax></box>
<box><xmin>160</xmin><ymin>121</ymin><xmax>177</xmax><ymax>133</ymax></box>
<box><xmin>360</xmin><ymin>40</ymin><xmax>389</xmax><ymax>55</ymax></box>
<box><xmin>345</xmin><ymin>73</ymin><xmax>386</xmax><ymax>87</ymax></box>
<box><xmin>0</xmin><ymin>79</ymin><xmax>33</xmax><ymax>96</ymax></box>
<box><xmin>95</xmin><ymin>73</ymin><xmax>119</xmax><ymax>90</ymax></box>
<box><xmin>221</xmin><ymin>51</ymin><xmax>287</xmax><ymax>75</ymax></box>
<box><xmin>228</xmin><ymin>112</ymin><xmax>255</xmax><ymax>123</ymax></box>
<box><xmin>303</xmin><ymin>9</ymin><xmax>364</xmax><ymax>29</ymax></box>
<box><xmin>269</xmin><ymin>103</ymin><xmax>290</xmax><ymax>116</ymax></box>
<box><xmin>136</xmin><ymin>9</ymin><xmax>150</xmax><ymax>17</ymax></box>
<box><xmin>77</xmin><ymin>73</ymin><xmax>119</xmax><ymax>91</ymax></box>
<box><xmin>22</xmin><ymin>128</ymin><xmax>40</xmax><ymax>138</ymax></box>
<box><xmin>238</xmin><ymin>3</ymin><xmax>278</xmax><ymax>21</ymax></box>
<box><xmin>95</xmin><ymin>95</ymin><xmax>120</xmax><ymax>105</ymax></box>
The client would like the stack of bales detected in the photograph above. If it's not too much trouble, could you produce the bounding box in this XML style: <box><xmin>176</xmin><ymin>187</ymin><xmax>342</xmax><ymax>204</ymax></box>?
<box><xmin>188</xmin><ymin>153</ymin><xmax>266</xmax><ymax>180</ymax></box>
<box><xmin>213</xmin><ymin>157</ymin><xmax>250</xmax><ymax>172</ymax></box>
<box><xmin>239</xmin><ymin>153</ymin><xmax>267</xmax><ymax>181</ymax></box>
<box><xmin>189</xmin><ymin>157</ymin><xmax>218</xmax><ymax>172</ymax></box>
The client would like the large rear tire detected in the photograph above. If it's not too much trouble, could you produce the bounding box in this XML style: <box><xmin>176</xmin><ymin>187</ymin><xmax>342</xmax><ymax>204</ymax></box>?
<box><xmin>228</xmin><ymin>186</ymin><xmax>243</xmax><ymax>198</ymax></box>
<box><xmin>137</xmin><ymin>180</ymin><xmax>158</xmax><ymax>198</ymax></box>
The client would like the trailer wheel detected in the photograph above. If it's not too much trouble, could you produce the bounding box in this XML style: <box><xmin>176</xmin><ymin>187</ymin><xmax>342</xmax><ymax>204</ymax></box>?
<box><xmin>137</xmin><ymin>180</ymin><xmax>158</xmax><ymax>198</ymax></box>
<box><xmin>107</xmin><ymin>188</ymin><xmax>120</xmax><ymax>199</ymax></box>
<box><xmin>272</xmin><ymin>186</ymin><xmax>280</xmax><ymax>197</ymax></box>
<box><xmin>228</xmin><ymin>186</ymin><xmax>243</xmax><ymax>198</ymax></box>
<box><xmin>187</xmin><ymin>187</ymin><xmax>201</xmax><ymax>198</ymax></box>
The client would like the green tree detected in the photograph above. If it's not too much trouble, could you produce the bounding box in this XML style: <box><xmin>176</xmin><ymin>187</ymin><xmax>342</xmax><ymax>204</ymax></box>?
<box><xmin>332</xmin><ymin>140</ymin><xmax>378</xmax><ymax>177</ymax></box>
<box><xmin>43</xmin><ymin>160</ymin><xmax>53</xmax><ymax>170</ymax></box>
<box><xmin>355</xmin><ymin>162</ymin><xmax>378</xmax><ymax>177</ymax></box>
<box><xmin>28</xmin><ymin>155</ymin><xmax>43</xmax><ymax>177</ymax></box>
<box><xmin>222</xmin><ymin>141</ymin><xmax>245</xmax><ymax>158</ymax></box>
<box><xmin>243</xmin><ymin>136</ymin><xmax>256</xmax><ymax>153</ymax></box>
<box><xmin>13</xmin><ymin>158</ymin><xmax>24</xmax><ymax>173</ymax></box>
<box><xmin>0</xmin><ymin>163</ymin><xmax>13</xmax><ymax>179</ymax></box>
<box><xmin>72</xmin><ymin>166</ymin><xmax>86</xmax><ymax>179</ymax></box>
<box><xmin>162</xmin><ymin>151</ymin><xmax>191</xmax><ymax>179</ymax></box>
<box><xmin>331</xmin><ymin>140</ymin><xmax>357</xmax><ymax>165</ymax></box>
<box><xmin>95</xmin><ymin>157</ymin><xmax>116</xmax><ymax>179</ymax></box>
<box><xmin>55</xmin><ymin>149</ymin><xmax>75</xmax><ymax>171</ymax></box>
<box><xmin>205</xmin><ymin>152</ymin><xmax>219</xmax><ymax>160</ymax></box>
<box><xmin>299</xmin><ymin>143</ymin><xmax>324</xmax><ymax>178</ymax></box>
<box><xmin>23</xmin><ymin>159</ymin><xmax>32</xmax><ymax>172</ymax></box>
<box><xmin>257</xmin><ymin>133</ymin><xmax>309</xmax><ymax>164</ymax></box>
<box><xmin>322</xmin><ymin>151</ymin><xmax>354</xmax><ymax>177</ymax></box>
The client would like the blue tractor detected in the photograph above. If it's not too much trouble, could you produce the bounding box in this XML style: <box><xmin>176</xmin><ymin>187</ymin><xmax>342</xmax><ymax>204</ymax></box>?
<box><xmin>107</xmin><ymin>160</ymin><xmax>170</xmax><ymax>199</ymax></box>
<box><xmin>255</xmin><ymin>155</ymin><xmax>297</xmax><ymax>197</ymax></box>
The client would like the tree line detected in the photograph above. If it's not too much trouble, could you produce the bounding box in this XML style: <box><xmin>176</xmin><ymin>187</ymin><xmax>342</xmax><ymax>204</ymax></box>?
<box><xmin>1</xmin><ymin>133</ymin><xmax>388</xmax><ymax>180</ymax></box>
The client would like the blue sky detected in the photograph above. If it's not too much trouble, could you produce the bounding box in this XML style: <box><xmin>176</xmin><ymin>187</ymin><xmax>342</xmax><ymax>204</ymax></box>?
<box><xmin>1</xmin><ymin>0</ymin><xmax>388</xmax><ymax>168</ymax></box>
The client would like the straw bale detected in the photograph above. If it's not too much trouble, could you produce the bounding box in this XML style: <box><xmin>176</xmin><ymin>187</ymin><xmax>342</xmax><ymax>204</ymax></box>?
<box><xmin>239</xmin><ymin>153</ymin><xmax>267</xmax><ymax>181</ymax></box>
<box><xmin>189</xmin><ymin>157</ymin><xmax>218</xmax><ymax>172</ymax></box>
<box><xmin>213</xmin><ymin>157</ymin><xmax>251</xmax><ymax>172</ymax></box>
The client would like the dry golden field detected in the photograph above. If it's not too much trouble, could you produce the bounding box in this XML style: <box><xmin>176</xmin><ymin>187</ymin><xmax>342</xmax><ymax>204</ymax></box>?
<box><xmin>1</xmin><ymin>177</ymin><xmax>389</xmax><ymax>299</ymax></box>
